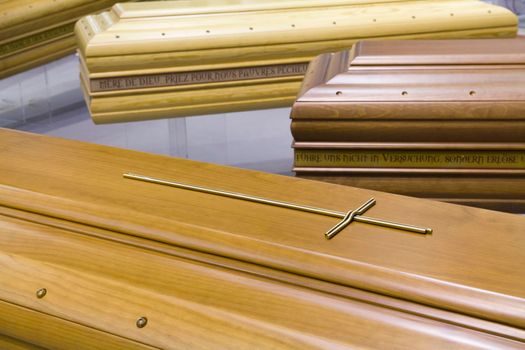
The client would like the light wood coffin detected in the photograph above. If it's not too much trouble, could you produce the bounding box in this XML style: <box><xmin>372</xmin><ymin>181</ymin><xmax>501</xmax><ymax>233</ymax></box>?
<box><xmin>0</xmin><ymin>0</ymin><xmax>136</xmax><ymax>79</ymax></box>
<box><xmin>292</xmin><ymin>38</ymin><xmax>525</xmax><ymax>213</ymax></box>
<box><xmin>1</xmin><ymin>128</ymin><xmax>525</xmax><ymax>349</ymax></box>
<box><xmin>75</xmin><ymin>0</ymin><xmax>518</xmax><ymax>124</ymax></box>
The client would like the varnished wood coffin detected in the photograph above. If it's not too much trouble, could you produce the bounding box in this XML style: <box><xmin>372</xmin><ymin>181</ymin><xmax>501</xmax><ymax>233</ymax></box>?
<box><xmin>1</xmin><ymin>128</ymin><xmax>525</xmax><ymax>349</ymax></box>
<box><xmin>292</xmin><ymin>38</ymin><xmax>525</xmax><ymax>213</ymax></box>
<box><xmin>76</xmin><ymin>0</ymin><xmax>518</xmax><ymax>124</ymax></box>
<box><xmin>0</xmin><ymin>0</ymin><xmax>134</xmax><ymax>79</ymax></box>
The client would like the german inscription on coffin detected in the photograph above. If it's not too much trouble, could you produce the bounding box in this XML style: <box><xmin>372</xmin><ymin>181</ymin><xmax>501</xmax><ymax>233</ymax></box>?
<box><xmin>295</xmin><ymin>150</ymin><xmax>525</xmax><ymax>169</ymax></box>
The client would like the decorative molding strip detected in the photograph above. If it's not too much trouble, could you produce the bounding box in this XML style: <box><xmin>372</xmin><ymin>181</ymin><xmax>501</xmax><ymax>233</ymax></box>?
<box><xmin>90</xmin><ymin>62</ymin><xmax>309</xmax><ymax>92</ymax></box>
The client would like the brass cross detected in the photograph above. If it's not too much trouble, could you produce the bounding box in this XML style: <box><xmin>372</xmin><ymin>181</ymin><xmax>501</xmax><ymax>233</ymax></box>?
<box><xmin>124</xmin><ymin>173</ymin><xmax>432</xmax><ymax>239</ymax></box>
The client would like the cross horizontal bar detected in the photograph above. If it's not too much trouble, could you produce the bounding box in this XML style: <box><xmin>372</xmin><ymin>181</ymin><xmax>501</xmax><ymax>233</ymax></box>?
<box><xmin>124</xmin><ymin>173</ymin><xmax>345</xmax><ymax>217</ymax></box>
<box><xmin>123</xmin><ymin>173</ymin><xmax>432</xmax><ymax>236</ymax></box>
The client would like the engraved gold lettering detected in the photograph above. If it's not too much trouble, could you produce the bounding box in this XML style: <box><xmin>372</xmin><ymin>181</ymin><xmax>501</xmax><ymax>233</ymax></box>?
<box><xmin>294</xmin><ymin>150</ymin><xmax>525</xmax><ymax>169</ymax></box>
<box><xmin>90</xmin><ymin>63</ymin><xmax>309</xmax><ymax>92</ymax></box>
<box><xmin>1</xmin><ymin>22</ymin><xmax>74</xmax><ymax>57</ymax></box>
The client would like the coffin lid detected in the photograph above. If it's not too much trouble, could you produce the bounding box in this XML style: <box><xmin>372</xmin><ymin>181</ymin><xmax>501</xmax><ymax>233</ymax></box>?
<box><xmin>0</xmin><ymin>0</ymin><xmax>94</xmax><ymax>29</ymax></box>
<box><xmin>0</xmin><ymin>0</ymin><xmax>121</xmax><ymax>40</ymax></box>
<box><xmin>351</xmin><ymin>38</ymin><xmax>525</xmax><ymax>66</ymax></box>
<box><xmin>1</xmin><ymin>128</ymin><xmax>524</xmax><ymax>331</ymax></box>
<box><xmin>113</xmin><ymin>0</ymin><xmax>410</xmax><ymax>19</ymax></box>
<box><xmin>77</xmin><ymin>0</ymin><xmax>516</xmax><ymax>58</ymax></box>
<box><xmin>293</xmin><ymin>38</ymin><xmax>525</xmax><ymax>119</ymax></box>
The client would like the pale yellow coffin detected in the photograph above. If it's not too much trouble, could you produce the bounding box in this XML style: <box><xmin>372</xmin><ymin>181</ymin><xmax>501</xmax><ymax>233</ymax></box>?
<box><xmin>76</xmin><ymin>0</ymin><xmax>518</xmax><ymax>123</ymax></box>
<box><xmin>0</xmin><ymin>0</ymin><xmax>133</xmax><ymax>78</ymax></box>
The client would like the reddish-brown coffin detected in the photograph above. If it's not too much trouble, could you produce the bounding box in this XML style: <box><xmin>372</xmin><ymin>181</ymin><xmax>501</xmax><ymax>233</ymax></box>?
<box><xmin>291</xmin><ymin>38</ymin><xmax>525</xmax><ymax>212</ymax></box>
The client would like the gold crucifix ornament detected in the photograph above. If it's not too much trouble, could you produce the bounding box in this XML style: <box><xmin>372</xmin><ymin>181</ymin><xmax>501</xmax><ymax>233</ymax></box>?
<box><xmin>124</xmin><ymin>173</ymin><xmax>432</xmax><ymax>239</ymax></box>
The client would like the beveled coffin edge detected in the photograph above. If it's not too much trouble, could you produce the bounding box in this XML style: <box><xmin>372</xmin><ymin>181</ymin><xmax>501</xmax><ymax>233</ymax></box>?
<box><xmin>4</xmin><ymin>209</ymin><xmax>525</xmax><ymax>349</ymax></box>
<box><xmin>83</xmin><ymin>79</ymin><xmax>301</xmax><ymax>124</ymax></box>
<box><xmin>84</xmin><ymin>33</ymin><xmax>519</xmax><ymax>123</ymax></box>
<box><xmin>0</xmin><ymin>300</ymin><xmax>154</xmax><ymax>350</ymax></box>
<box><xmin>3</xmin><ymin>205</ymin><xmax>525</xmax><ymax>349</ymax></box>
<box><xmin>112</xmin><ymin>0</ymin><xmax>411</xmax><ymax>19</ymax></box>
<box><xmin>291</xmin><ymin>166</ymin><xmax>525</xmax><ymax>211</ymax></box>
<box><xmin>293</xmin><ymin>38</ymin><xmax>525</xmax><ymax>120</ymax></box>
<box><xmin>3</xmin><ymin>203</ymin><xmax>525</xmax><ymax>346</ymax></box>
<box><xmin>0</xmin><ymin>0</ymin><xmax>122</xmax><ymax>39</ymax></box>
<box><xmin>350</xmin><ymin>38</ymin><xmax>525</xmax><ymax>66</ymax></box>
<box><xmin>76</xmin><ymin>0</ymin><xmax>516</xmax><ymax>122</ymax></box>
<box><xmin>0</xmin><ymin>0</ymin><xmax>134</xmax><ymax>79</ymax></box>
<box><xmin>76</xmin><ymin>0</ymin><xmax>517</xmax><ymax>71</ymax></box>
<box><xmin>79</xmin><ymin>0</ymin><xmax>517</xmax><ymax>57</ymax></box>
<box><xmin>0</xmin><ymin>36</ymin><xmax>76</xmax><ymax>79</ymax></box>
<box><xmin>1</xmin><ymin>129</ymin><xmax>524</xmax><ymax>331</ymax></box>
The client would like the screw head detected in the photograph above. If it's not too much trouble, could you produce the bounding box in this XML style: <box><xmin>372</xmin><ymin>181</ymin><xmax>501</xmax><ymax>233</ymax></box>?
<box><xmin>36</xmin><ymin>288</ymin><xmax>47</xmax><ymax>299</ymax></box>
<box><xmin>136</xmin><ymin>317</ymin><xmax>148</xmax><ymax>328</ymax></box>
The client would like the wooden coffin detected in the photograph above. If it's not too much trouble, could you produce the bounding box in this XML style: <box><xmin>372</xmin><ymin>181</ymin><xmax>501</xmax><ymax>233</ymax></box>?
<box><xmin>76</xmin><ymin>0</ymin><xmax>518</xmax><ymax>124</ymax></box>
<box><xmin>1</xmin><ymin>128</ymin><xmax>525</xmax><ymax>349</ymax></box>
<box><xmin>292</xmin><ymin>38</ymin><xmax>525</xmax><ymax>213</ymax></box>
<box><xmin>0</xmin><ymin>0</ymin><xmax>136</xmax><ymax>79</ymax></box>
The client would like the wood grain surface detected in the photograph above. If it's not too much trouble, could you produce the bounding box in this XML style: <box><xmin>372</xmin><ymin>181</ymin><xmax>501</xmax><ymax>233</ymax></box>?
<box><xmin>80</xmin><ymin>1</ymin><xmax>516</xmax><ymax>59</ymax></box>
<box><xmin>0</xmin><ymin>0</ymin><xmax>120</xmax><ymax>40</ymax></box>
<box><xmin>0</xmin><ymin>35</ymin><xmax>76</xmax><ymax>78</ymax></box>
<box><xmin>291</xmin><ymin>38</ymin><xmax>525</xmax><ymax>211</ymax></box>
<box><xmin>350</xmin><ymin>38</ymin><xmax>525</xmax><ymax>65</ymax></box>
<box><xmin>2</xmin><ymin>213</ymin><xmax>523</xmax><ymax>349</ymax></box>
<box><xmin>3</xmin><ymin>205</ymin><xmax>525</xmax><ymax>344</ymax></box>
<box><xmin>294</xmin><ymin>174</ymin><xmax>525</xmax><ymax>212</ymax></box>
<box><xmin>112</xmin><ymin>0</ymin><xmax>411</xmax><ymax>19</ymax></box>
<box><xmin>0</xmin><ymin>333</ymin><xmax>45</xmax><ymax>350</ymax></box>
<box><xmin>76</xmin><ymin>0</ymin><xmax>518</xmax><ymax>122</ymax></box>
<box><xmin>0</xmin><ymin>300</ymin><xmax>154</xmax><ymax>350</ymax></box>
<box><xmin>0</xmin><ymin>0</ymin><xmax>132</xmax><ymax>78</ymax></box>
<box><xmin>291</xmin><ymin>120</ymin><xmax>525</xmax><ymax>142</ymax></box>
<box><xmin>293</xmin><ymin>38</ymin><xmax>525</xmax><ymax>121</ymax></box>
<box><xmin>0</xmin><ymin>129</ymin><xmax>525</xmax><ymax>349</ymax></box>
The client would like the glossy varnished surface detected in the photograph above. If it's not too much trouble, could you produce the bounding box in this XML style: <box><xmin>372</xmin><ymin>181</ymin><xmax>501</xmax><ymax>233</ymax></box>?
<box><xmin>350</xmin><ymin>38</ymin><xmax>525</xmax><ymax>65</ymax></box>
<box><xmin>76</xmin><ymin>0</ymin><xmax>517</xmax><ymax>122</ymax></box>
<box><xmin>1</xmin><ymin>128</ymin><xmax>525</xmax><ymax>340</ymax></box>
<box><xmin>294</xmin><ymin>39</ymin><xmax>525</xmax><ymax>109</ymax></box>
<box><xmin>291</xmin><ymin>38</ymin><xmax>525</xmax><ymax>211</ymax></box>
<box><xmin>2</xmin><ymin>211</ymin><xmax>524</xmax><ymax>349</ymax></box>
<box><xmin>0</xmin><ymin>0</ymin><xmax>129</xmax><ymax>78</ymax></box>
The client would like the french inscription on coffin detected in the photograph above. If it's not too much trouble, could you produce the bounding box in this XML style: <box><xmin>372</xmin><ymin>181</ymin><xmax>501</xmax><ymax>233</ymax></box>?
<box><xmin>90</xmin><ymin>63</ymin><xmax>309</xmax><ymax>92</ymax></box>
<box><xmin>295</xmin><ymin>150</ymin><xmax>525</xmax><ymax>169</ymax></box>
<box><xmin>0</xmin><ymin>22</ymin><xmax>74</xmax><ymax>57</ymax></box>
